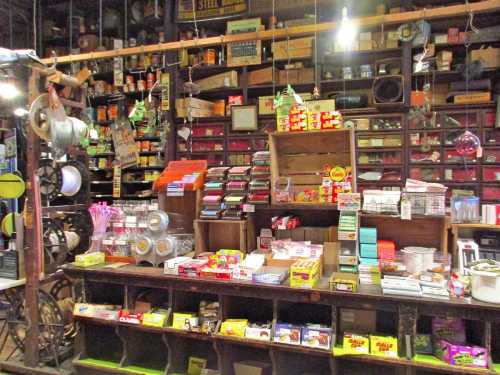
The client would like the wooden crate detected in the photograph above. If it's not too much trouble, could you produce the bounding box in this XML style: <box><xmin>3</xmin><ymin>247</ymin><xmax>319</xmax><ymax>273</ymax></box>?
<box><xmin>158</xmin><ymin>190</ymin><xmax>202</xmax><ymax>233</ymax></box>
<box><xmin>269</xmin><ymin>129</ymin><xmax>356</xmax><ymax>204</ymax></box>
<box><xmin>194</xmin><ymin>218</ymin><xmax>256</xmax><ymax>254</ymax></box>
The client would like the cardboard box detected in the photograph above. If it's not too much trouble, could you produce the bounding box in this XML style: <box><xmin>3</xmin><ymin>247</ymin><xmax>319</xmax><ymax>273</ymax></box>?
<box><xmin>272</xmin><ymin>37</ymin><xmax>314</xmax><ymax>61</ymax></box>
<box><xmin>233</xmin><ymin>360</ymin><xmax>271</xmax><ymax>375</ymax></box>
<box><xmin>195</xmin><ymin>70</ymin><xmax>238</xmax><ymax>92</ymax></box>
<box><xmin>471</xmin><ymin>47</ymin><xmax>500</xmax><ymax>68</ymax></box>
<box><xmin>290</xmin><ymin>258</ymin><xmax>321</xmax><ymax>288</ymax></box>
<box><xmin>359</xmin><ymin>40</ymin><xmax>373</xmax><ymax>51</ymax></box>
<box><xmin>176</xmin><ymin>98</ymin><xmax>215</xmax><ymax>118</ymax></box>
<box><xmin>437</xmin><ymin>51</ymin><xmax>453</xmax><ymax>64</ymax></box>
<box><xmin>259</xmin><ymin>92</ymin><xmax>313</xmax><ymax>115</ymax></box>
<box><xmin>343</xmin><ymin>333</ymin><xmax>370</xmax><ymax>354</ymax></box>
<box><xmin>329</xmin><ymin>272</ymin><xmax>358</xmax><ymax>292</ymax></box>
<box><xmin>454</xmin><ymin>92</ymin><xmax>491</xmax><ymax>104</ymax></box>
<box><xmin>370</xmin><ymin>335</ymin><xmax>398</xmax><ymax>357</ymax></box>
<box><xmin>248</xmin><ymin>67</ymin><xmax>276</xmax><ymax>86</ymax></box>
<box><xmin>275</xmin><ymin>226</ymin><xmax>336</xmax><ymax>244</ymax></box>
<box><xmin>274</xmin><ymin>323</ymin><xmax>301</xmax><ymax>345</ymax></box>
<box><xmin>301</xmin><ymin>326</ymin><xmax>332</xmax><ymax>349</ymax></box>
<box><xmin>188</xmin><ymin>357</ymin><xmax>207</xmax><ymax>375</ymax></box>
<box><xmin>340</xmin><ymin>308</ymin><xmax>376</xmax><ymax>334</ymax></box>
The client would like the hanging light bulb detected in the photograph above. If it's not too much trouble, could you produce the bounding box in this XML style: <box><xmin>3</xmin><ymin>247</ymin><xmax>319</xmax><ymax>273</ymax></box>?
<box><xmin>0</xmin><ymin>81</ymin><xmax>20</xmax><ymax>100</ymax></box>
<box><xmin>336</xmin><ymin>7</ymin><xmax>357</xmax><ymax>51</ymax></box>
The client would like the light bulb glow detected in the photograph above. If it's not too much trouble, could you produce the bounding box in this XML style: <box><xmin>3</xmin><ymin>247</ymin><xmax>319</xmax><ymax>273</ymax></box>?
<box><xmin>13</xmin><ymin>107</ymin><xmax>28</xmax><ymax>117</ymax></box>
<box><xmin>336</xmin><ymin>7</ymin><xmax>357</xmax><ymax>50</ymax></box>
<box><xmin>0</xmin><ymin>82</ymin><xmax>20</xmax><ymax>100</ymax></box>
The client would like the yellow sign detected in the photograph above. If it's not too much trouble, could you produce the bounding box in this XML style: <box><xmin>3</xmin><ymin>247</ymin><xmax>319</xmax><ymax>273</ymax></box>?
<box><xmin>176</xmin><ymin>0</ymin><xmax>247</xmax><ymax>22</ymax></box>
<box><xmin>329</xmin><ymin>166</ymin><xmax>347</xmax><ymax>182</ymax></box>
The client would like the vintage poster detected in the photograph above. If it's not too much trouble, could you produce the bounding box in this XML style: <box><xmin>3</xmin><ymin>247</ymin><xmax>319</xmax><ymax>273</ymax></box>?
<box><xmin>111</xmin><ymin>121</ymin><xmax>139</xmax><ymax>169</ymax></box>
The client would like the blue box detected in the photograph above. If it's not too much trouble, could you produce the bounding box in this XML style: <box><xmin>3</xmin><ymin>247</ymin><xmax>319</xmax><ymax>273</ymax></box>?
<box><xmin>360</xmin><ymin>243</ymin><xmax>378</xmax><ymax>259</ymax></box>
<box><xmin>359</xmin><ymin>257</ymin><xmax>380</xmax><ymax>266</ymax></box>
<box><xmin>359</xmin><ymin>227</ymin><xmax>377</xmax><ymax>244</ymax></box>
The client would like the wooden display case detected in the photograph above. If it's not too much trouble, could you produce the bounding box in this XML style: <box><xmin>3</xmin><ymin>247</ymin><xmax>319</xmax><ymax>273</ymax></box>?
<box><xmin>194</xmin><ymin>219</ymin><xmax>256</xmax><ymax>254</ymax></box>
<box><xmin>269</xmin><ymin>129</ymin><xmax>356</xmax><ymax>205</ymax></box>
<box><xmin>64</xmin><ymin>265</ymin><xmax>500</xmax><ymax>375</ymax></box>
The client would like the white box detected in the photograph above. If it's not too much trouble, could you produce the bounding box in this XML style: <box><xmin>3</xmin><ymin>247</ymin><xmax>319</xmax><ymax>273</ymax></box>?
<box><xmin>164</xmin><ymin>256</ymin><xmax>191</xmax><ymax>275</ymax></box>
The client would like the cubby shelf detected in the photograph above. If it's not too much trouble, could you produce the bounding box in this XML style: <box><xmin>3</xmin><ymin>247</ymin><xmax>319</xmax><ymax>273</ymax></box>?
<box><xmin>66</xmin><ymin>265</ymin><xmax>500</xmax><ymax>375</ymax></box>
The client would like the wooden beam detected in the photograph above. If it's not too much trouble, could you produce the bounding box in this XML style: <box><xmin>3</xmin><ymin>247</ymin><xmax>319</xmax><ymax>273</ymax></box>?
<box><xmin>40</xmin><ymin>0</ymin><xmax>500</xmax><ymax>65</ymax></box>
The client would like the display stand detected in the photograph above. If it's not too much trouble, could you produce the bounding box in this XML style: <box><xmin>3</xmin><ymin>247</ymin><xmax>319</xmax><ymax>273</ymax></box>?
<box><xmin>194</xmin><ymin>218</ymin><xmax>256</xmax><ymax>255</ymax></box>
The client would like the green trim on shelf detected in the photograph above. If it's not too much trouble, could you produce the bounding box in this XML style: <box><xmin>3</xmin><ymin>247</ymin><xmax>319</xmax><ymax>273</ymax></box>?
<box><xmin>493</xmin><ymin>363</ymin><xmax>500</xmax><ymax>373</ymax></box>
<box><xmin>413</xmin><ymin>354</ymin><xmax>490</xmax><ymax>373</ymax></box>
<box><xmin>333</xmin><ymin>345</ymin><xmax>399</xmax><ymax>359</ymax></box>
<box><xmin>76</xmin><ymin>358</ymin><xmax>164</xmax><ymax>375</ymax></box>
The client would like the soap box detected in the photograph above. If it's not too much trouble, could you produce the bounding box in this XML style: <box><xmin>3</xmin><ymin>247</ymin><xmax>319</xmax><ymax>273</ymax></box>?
<box><xmin>435</xmin><ymin>340</ymin><xmax>488</xmax><ymax>368</ymax></box>
<box><xmin>370</xmin><ymin>335</ymin><xmax>398</xmax><ymax>357</ymax></box>
<box><xmin>343</xmin><ymin>333</ymin><xmax>370</xmax><ymax>354</ymax></box>
<box><xmin>360</xmin><ymin>243</ymin><xmax>378</xmax><ymax>259</ymax></box>
<box><xmin>245</xmin><ymin>326</ymin><xmax>272</xmax><ymax>342</ymax></box>
<box><xmin>359</xmin><ymin>227</ymin><xmax>377</xmax><ymax>244</ymax></box>
<box><xmin>274</xmin><ymin>323</ymin><xmax>301</xmax><ymax>345</ymax></box>
<box><xmin>301</xmin><ymin>326</ymin><xmax>332</xmax><ymax>350</ymax></box>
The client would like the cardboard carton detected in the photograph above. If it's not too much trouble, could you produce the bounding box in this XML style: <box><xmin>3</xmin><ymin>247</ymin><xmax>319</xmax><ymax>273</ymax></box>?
<box><xmin>248</xmin><ymin>67</ymin><xmax>276</xmax><ymax>86</ymax></box>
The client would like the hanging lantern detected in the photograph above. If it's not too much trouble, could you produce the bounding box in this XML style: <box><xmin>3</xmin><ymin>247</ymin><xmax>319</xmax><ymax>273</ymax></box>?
<box><xmin>455</xmin><ymin>130</ymin><xmax>481</xmax><ymax>156</ymax></box>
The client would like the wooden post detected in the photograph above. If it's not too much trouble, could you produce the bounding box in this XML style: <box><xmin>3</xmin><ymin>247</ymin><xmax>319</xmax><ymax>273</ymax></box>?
<box><xmin>23</xmin><ymin>71</ymin><xmax>42</xmax><ymax>367</ymax></box>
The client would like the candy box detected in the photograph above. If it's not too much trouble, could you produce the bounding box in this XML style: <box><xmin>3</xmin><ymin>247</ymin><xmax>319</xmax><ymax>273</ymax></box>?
<box><xmin>73</xmin><ymin>303</ymin><xmax>120</xmax><ymax>320</ymax></box>
<box><xmin>164</xmin><ymin>256</ymin><xmax>191</xmax><ymax>275</ymax></box>
<box><xmin>172</xmin><ymin>312</ymin><xmax>199</xmax><ymax>330</ymax></box>
<box><xmin>432</xmin><ymin>317</ymin><xmax>466</xmax><ymax>344</ymax></box>
<box><xmin>415</xmin><ymin>334</ymin><xmax>433</xmax><ymax>354</ymax></box>
<box><xmin>342</xmin><ymin>333</ymin><xmax>370</xmax><ymax>354</ymax></box>
<box><xmin>370</xmin><ymin>335</ymin><xmax>398</xmax><ymax>357</ymax></box>
<box><xmin>329</xmin><ymin>272</ymin><xmax>358</xmax><ymax>293</ymax></box>
<box><xmin>220</xmin><ymin>319</ymin><xmax>248</xmax><ymax>337</ymax></box>
<box><xmin>178</xmin><ymin>259</ymin><xmax>208</xmax><ymax>278</ymax></box>
<box><xmin>200</xmin><ymin>267</ymin><xmax>232</xmax><ymax>280</ymax></box>
<box><xmin>142</xmin><ymin>309</ymin><xmax>169</xmax><ymax>327</ymax></box>
<box><xmin>301</xmin><ymin>326</ymin><xmax>332</xmax><ymax>350</ymax></box>
<box><xmin>435</xmin><ymin>340</ymin><xmax>488</xmax><ymax>368</ymax></box>
<box><xmin>245</xmin><ymin>325</ymin><xmax>272</xmax><ymax>341</ymax></box>
<box><xmin>74</xmin><ymin>252</ymin><xmax>105</xmax><ymax>267</ymax></box>
<box><xmin>290</xmin><ymin>258</ymin><xmax>321</xmax><ymax>289</ymax></box>
<box><xmin>274</xmin><ymin>323</ymin><xmax>301</xmax><ymax>345</ymax></box>
<box><xmin>118</xmin><ymin>310</ymin><xmax>143</xmax><ymax>325</ymax></box>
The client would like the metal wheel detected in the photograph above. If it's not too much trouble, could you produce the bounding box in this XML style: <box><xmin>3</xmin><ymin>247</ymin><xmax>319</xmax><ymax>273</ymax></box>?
<box><xmin>37</xmin><ymin>158</ymin><xmax>62</xmax><ymax>202</ymax></box>
<box><xmin>42</xmin><ymin>217</ymin><xmax>69</xmax><ymax>274</ymax></box>
<box><xmin>61</xmin><ymin>210</ymin><xmax>93</xmax><ymax>256</ymax></box>
<box><xmin>6</xmin><ymin>289</ymin><xmax>65</xmax><ymax>362</ymax></box>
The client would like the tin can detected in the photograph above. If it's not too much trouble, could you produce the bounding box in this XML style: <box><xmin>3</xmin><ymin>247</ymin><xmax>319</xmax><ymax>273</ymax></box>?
<box><xmin>107</xmin><ymin>104</ymin><xmax>118</xmax><ymax>120</ymax></box>
<box><xmin>204</xmin><ymin>49</ymin><xmax>216</xmax><ymax>65</ymax></box>
<box><xmin>140</xmin><ymin>156</ymin><xmax>149</xmax><ymax>167</ymax></box>
<box><xmin>126</xmin><ymin>75</ymin><xmax>134</xmax><ymax>84</ymax></box>
<box><xmin>141</xmin><ymin>141</ymin><xmax>151</xmax><ymax>151</ymax></box>
<box><xmin>97</xmin><ymin>106</ymin><xmax>107</xmax><ymax>122</ymax></box>
<box><xmin>342</xmin><ymin>67</ymin><xmax>353</xmax><ymax>80</ymax></box>
<box><xmin>137</xmin><ymin>79</ymin><xmax>146</xmax><ymax>92</ymax></box>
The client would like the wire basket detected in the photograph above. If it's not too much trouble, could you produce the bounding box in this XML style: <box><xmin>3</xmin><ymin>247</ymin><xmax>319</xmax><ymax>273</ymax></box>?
<box><xmin>402</xmin><ymin>190</ymin><xmax>446</xmax><ymax>216</ymax></box>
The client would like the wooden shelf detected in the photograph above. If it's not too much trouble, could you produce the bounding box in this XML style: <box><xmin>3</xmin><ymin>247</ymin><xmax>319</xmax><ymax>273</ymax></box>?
<box><xmin>452</xmin><ymin>223</ymin><xmax>500</xmax><ymax>230</ymax></box>
<box><xmin>255</xmin><ymin>203</ymin><xmax>338</xmax><ymax>211</ymax></box>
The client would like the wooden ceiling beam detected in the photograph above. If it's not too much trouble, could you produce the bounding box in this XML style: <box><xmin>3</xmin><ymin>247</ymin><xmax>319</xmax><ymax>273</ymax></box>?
<box><xmin>40</xmin><ymin>0</ymin><xmax>500</xmax><ymax>65</ymax></box>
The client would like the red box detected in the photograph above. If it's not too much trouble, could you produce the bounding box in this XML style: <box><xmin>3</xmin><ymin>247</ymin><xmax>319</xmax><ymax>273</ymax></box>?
<box><xmin>448</xmin><ymin>28</ymin><xmax>459</xmax><ymax>44</ymax></box>
<box><xmin>178</xmin><ymin>259</ymin><xmax>208</xmax><ymax>278</ymax></box>
<box><xmin>377</xmin><ymin>240</ymin><xmax>396</xmax><ymax>260</ymax></box>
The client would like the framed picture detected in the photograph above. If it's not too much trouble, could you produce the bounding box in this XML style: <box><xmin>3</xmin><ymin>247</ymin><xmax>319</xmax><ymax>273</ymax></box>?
<box><xmin>231</xmin><ymin>105</ymin><xmax>258</xmax><ymax>131</ymax></box>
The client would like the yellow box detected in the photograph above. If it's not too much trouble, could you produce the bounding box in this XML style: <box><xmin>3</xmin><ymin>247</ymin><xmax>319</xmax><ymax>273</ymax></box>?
<box><xmin>172</xmin><ymin>312</ymin><xmax>198</xmax><ymax>330</ymax></box>
<box><xmin>290</xmin><ymin>259</ymin><xmax>321</xmax><ymax>288</ymax></box>
<box><xmin>74</xmin><ymin>252</ymin><xmax>105</xmax><ymax>268</ymax></box>
<box><xmin>342</xmin><ymin>333</ymin><xmax>370</xmax><ymax>354</ymax></box>
<box><xmin>220</xmin><ymin>319</ymin><xmax>248</xmax><ymax>337</ymax></box>
<box><xmin>187</xmin><ymin>356</ymin><xmax>207</xmax><ymax>375</ymax></box>
<box><xmin>370</xmin><ymin>335</ymin><xmax>398</xmax><ymax>357</ymax></box>
<box><xmin>142</xmin><ymin>310</ymin><xmax>169</xmax><ymax>327</ymax></box>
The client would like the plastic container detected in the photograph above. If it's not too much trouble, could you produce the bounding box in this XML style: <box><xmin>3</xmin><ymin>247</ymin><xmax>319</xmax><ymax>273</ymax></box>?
<box><xmin>470</xmin><ymin>261</ymin><xmax>500</xmax><ymax>304</ymax></box>
<box><xmin>401</xmin><ymin>247</ymin><xmax>436</xmax><ymax>274</ymax></box>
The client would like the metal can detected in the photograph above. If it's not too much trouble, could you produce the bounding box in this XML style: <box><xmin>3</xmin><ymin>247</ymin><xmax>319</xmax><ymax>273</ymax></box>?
<box><xmin>126</xmin><ymin>74</ymin><xmax>135</xmax><ymax>84</ymax></box>
<box><xmin>204</xmin><ymin>49</ymin><xmax>216</xmax><ymax>65</ymax></box>
<box><xmin>107</xmin><ymin>104</ymin><xmax>118</xmax><ymax>120</ymax></box>
<box><xmin>140</xmin><ymin>156</ymin><xmax>149</xmax><ymax>167</ymax></box>
<box><xmin>97</xmin><ymin>106</ymin><xmax>107</xmax><ymax>122</ymax></box>
<box><xmin>141</xmin><ymin>141</ymin><xmax>150</xmax><ymax>151</ymax></box>
<box><xmin>137</xmin><ymin>79</ymin><xmax>146</xmax><ymax>92</ymax></box>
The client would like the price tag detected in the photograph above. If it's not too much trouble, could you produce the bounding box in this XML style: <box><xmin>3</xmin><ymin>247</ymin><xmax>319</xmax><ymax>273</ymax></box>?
<box><xmin>138</xmin><ymin>222</ymin><xmax>148</xmax><ymax>228</ymax></box>
<box><xmin>115</xmin><ymin>240</ymin><xmax>127</xmax><ymax>246</ymax></box>
<box><xmin>242</xmin><ymin>204</ymin><xmax>255</xmax><ymax>213</ymax></box>
<box><xmin>102</xmin><ymin>239</ymin><xmax>114</xmax><ymax>246</ymax></box>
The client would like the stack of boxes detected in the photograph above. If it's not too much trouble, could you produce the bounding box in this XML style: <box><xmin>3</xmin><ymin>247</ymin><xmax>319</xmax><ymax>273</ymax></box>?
<box><xmin>248</xmin><ymin>151</ymin><xmax>271</xmax><ymax>205</ymax></box>
<box><xmin>223</xmin><ymin>166</ymin><xmax>250</xmax><ymax>220</ymax></box>
<box><xmin>359</xmin><ymin>227</ymin><xmax>381</xmax><ymax>286</ymax></box>
<box><xmin>200</xmin><ymin>167</ymin><xmax>229</xmax><ymax>220</ymax></box>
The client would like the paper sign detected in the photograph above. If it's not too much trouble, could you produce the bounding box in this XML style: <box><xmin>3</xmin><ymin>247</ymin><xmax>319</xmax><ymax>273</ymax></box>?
<box><xmin>112</xmin><ymin>120</ymin><xmax>139</xmax><ymax>169</ymax></box>
<box><xmin>243</xmin><ymin>204</ymin><xmax>255</xmax><ymax>213</ymax></box>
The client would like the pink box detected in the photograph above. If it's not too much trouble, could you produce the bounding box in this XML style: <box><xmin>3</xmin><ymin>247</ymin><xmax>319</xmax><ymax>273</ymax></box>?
<box><xmin>436</xmin><ymin>340</ymin><xmax>488</xmax><ymax>369</ymax></box>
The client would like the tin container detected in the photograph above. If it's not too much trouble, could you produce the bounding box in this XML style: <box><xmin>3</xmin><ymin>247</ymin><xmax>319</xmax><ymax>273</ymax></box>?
<box><xmin>204</xmin><ymin>49</ymin><xmax>216</xmax><ymax>65</ymax></box>
<box><xmin>126</xmin><ymin>75</ymin><xmax>134</xmax><ymax>84</ymax></box>
<box><xmin>342</xmin><ymin>67</ymin><xmax>353</xmax><ymax>80</ymax></box>
<box><xmin>97</xmin><ymin>106</ymin><xmax>107</xmax><ymax>122</ymax></box>
<box><xmin>94</xmin><ymin>80</ymin><xmax>106</xmax><ymax>96</ymax></box>
<box><xmin>107</xmin><ymin>104</ymin><xmax>118</xmax><ymax>120</ymax></box>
